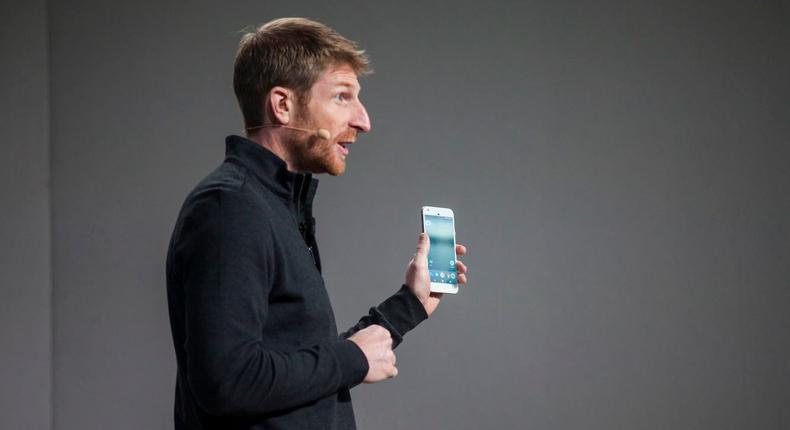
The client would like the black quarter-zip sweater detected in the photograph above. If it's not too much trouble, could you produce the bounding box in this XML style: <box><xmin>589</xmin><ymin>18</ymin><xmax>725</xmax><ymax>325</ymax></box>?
<box><xmin>166</xmin><ymin>135</ymin><xmax>428</xmax><ymax>429</ymax></box>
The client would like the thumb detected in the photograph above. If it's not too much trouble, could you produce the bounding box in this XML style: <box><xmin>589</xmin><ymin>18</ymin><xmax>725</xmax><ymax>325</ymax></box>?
<box><xmin>416</xmin><ymin>232</ymin><xmax>430</xmax><ymax>258</ymax></box>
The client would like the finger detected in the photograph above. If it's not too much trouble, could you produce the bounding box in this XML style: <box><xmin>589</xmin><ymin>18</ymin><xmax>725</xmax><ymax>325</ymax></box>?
<box><xmin>416</xmin><ymin>232</ymin><xmax>430</xmax><ymax>257</ymax></box>
<box><xmin>455</xmin><ymin>243</ymin><xmax>467</xmax><ymax>256</ymax></box>
<box><xmin>391</xmin><ymin>366</ymin><xmax>399</xmax><ymax>378</ymax></box>
<box><xmin>458</xmin><ymin>273</ymin><xmax>467</xmax><ymax>284</ymax></box>
<box><xmin>390</xmin><ymin>350</ymin><xmax>397</xmax><ymax>365</ymax></box>
<box><xmin>455</xmin><ymin>260</ymin><xmax>467</xmax><ymax>274</ymax></box>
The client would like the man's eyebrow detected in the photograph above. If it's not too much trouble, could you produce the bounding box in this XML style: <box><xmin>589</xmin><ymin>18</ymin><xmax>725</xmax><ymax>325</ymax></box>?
<box><xmin>332</xmin><ymin>81</ymin><xmax>360</xmax><ymax>90</ymax></box>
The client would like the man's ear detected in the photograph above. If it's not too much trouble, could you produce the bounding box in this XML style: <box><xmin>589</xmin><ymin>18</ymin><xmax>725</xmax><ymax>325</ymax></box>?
<box><xmin>266</xmin><ymin>86</ymin><xmax>293</xmax><ymax>125</ymax></box>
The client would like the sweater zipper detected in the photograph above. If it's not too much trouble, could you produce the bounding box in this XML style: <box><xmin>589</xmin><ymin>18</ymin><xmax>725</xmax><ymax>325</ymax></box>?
<box><xmin>295</xmin><ymin>174</ymin><xmax>317</xmax><ymax>266</ymax></box>
<box><xmin>295</xmin><ymin>173</ymin><xmax>304</xmax><ymax>219</ymax></box>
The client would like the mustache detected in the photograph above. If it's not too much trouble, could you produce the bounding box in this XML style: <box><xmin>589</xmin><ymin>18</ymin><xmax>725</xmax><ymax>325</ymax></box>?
<box><xmin>334</xmin><ymin>129</ymin><xmax>358</xmax><ymax>142</ymax></box>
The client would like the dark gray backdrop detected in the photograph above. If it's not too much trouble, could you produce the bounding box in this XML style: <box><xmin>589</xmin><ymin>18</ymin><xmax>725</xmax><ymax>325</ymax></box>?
<box><xmin>3</xmin><ymin>1</ymin><xmax>789</xmax><ymax>429</ymax></box>
<box><xmin>1</xmin><ymin>0</ymin><xmax>50</xmax><ymax>428</ymax></box>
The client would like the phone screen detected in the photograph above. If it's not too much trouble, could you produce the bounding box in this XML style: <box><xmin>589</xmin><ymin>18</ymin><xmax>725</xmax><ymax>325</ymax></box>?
<box><xmin>423</xmin><ymin>214</ymin><xmax>457</xmax><ymax>285</ymax></box>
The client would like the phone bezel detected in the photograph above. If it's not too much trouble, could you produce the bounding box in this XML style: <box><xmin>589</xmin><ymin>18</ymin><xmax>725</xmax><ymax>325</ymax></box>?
<box><xmin>421</xmin><ymin>206</ymin><xmax>459</xmax><ymax>294</ymax></box>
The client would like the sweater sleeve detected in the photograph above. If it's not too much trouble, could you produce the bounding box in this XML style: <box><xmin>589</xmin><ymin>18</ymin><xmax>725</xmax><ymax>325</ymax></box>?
<box><xmin>340</xmin><ymin>285</ymin><xmax>429</xmax><ymax>348</ymax></box>
<box><xmin>175</xmin><ymin>188</ymin><xmax>368</xmax><ymax>417</ymax></box>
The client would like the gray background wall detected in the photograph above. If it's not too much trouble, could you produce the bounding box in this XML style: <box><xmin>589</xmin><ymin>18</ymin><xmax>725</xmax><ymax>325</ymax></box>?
<box><xmin>1</xmin><ymin>0</ymin><xmax>51</xmax><ymax>428</ymax></box>
<box><xmin>2</xmin><ymin>0</ymin><xmax>789</xmax><ymax>429</ymax></box>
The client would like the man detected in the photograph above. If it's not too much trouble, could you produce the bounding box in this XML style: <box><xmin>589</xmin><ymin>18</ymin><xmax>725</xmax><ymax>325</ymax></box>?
<box><xmin>166</xmin><ymin>17</ymin><xmax>468</xmax><ymax>429</ymax></box>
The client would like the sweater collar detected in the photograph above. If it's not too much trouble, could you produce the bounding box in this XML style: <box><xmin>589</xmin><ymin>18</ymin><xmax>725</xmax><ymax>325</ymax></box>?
<box><xmin>224</xmin><ymin>135</ymin><xmax>319</xmax><ymax>210</ymax></box>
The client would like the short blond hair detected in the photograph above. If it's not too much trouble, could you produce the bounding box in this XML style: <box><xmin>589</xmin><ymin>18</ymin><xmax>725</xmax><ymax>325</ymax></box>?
<box><xmin>233</xmin><ymin>17</ymin><xmax>371</xmax><ymax>128</ymax></box>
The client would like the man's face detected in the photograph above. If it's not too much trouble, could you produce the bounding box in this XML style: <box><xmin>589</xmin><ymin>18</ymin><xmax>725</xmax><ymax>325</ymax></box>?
<box><xmin>288</xmin><ymin>64</ymin><xmax>371</xmax><ymax>175</ymax></box>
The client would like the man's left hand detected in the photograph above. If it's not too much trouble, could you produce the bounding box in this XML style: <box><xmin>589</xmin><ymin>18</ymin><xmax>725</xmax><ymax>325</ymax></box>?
<box><xmin>404</xmin><ymin>233</ymin><xmax>468</xmax><ymax>317</ymax></box>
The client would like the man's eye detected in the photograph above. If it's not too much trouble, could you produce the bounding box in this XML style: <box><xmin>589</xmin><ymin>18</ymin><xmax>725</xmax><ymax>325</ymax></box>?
<box><xmin>334</xmin><ymin>93</ymin><xmax>349</xmax><ymax>103</ymax></box>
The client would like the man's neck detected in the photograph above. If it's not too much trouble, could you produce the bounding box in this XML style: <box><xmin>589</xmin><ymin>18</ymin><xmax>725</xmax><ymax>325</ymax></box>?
<box><xmin>246</xmin><ymin>131</ymin><xmax>299</xmax><ymax>172</ymax></box>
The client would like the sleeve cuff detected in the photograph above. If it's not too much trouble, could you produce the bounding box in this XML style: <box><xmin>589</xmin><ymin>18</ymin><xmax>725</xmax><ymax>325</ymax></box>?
<box><xmin>375</xmin><ymin>285</ymin><xmax>429</xmax><ymax>343</ymax></box>
<box><xmin>331</xmin><ymin>339</ymin><xmax>369</xmax><ymax>388</ymax></box>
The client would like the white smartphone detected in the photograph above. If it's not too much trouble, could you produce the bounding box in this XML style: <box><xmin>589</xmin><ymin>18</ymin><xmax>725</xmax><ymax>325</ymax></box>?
<box><xmin>421</xmin><ymin>206</ymin><xmax>459</xmax><ymax>294</ymax></box>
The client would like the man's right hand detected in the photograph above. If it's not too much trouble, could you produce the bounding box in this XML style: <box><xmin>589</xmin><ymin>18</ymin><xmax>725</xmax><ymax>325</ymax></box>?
<box><xmin>348</xmin><ymin>324</ymin><xmax>397</xmax><ymax>383</ymax></box>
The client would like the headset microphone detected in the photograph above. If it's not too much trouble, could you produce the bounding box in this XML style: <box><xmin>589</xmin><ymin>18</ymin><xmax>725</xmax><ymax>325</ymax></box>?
<box><xmin>246</xmin><ymin>124</ymin><xmax>331</xmax><ymax>140</ymax></box>
<box><xmin>313</xmin><ymin>128</ymin><xmax>331</xmax><ymax>140</ymax></box>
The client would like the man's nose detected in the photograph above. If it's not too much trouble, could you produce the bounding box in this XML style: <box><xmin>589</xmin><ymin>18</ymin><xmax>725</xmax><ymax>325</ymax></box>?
<box><xmin>350</xmin><ymin>101</ymin><xmax>371</xmax><ymax>133</ymax></box>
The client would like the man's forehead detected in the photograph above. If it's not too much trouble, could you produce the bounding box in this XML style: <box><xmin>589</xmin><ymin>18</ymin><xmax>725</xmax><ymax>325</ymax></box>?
<box><xmin>317</xmin><ymin>65</ymin><xmax>361</xmax><ymax>90</ymax></box>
